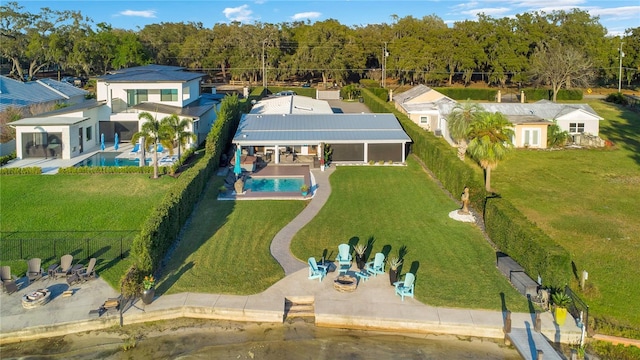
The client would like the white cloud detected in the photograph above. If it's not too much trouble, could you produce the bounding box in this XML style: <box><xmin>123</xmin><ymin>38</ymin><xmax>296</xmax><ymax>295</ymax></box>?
<box><xmin>290</xmin><ymin>11</ymin><xmax>322</xmax><ymax>21</ymax></box>
<box><xmin>223</xmin><ymin>5</ymin><xmax>255</xmax><ymax>22</ymax></box>
<box><xmin>461</xmin><ymin>7</ymin><xmax>512</xmax><ymax>17</ymax></box>
<box><xmin>118</xmin><ymin>10</ymin><xmax>156</xmax><ymax>18</ymax></box>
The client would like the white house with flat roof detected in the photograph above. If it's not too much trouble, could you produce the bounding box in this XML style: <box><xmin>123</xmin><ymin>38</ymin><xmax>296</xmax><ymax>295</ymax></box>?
<box><xmin>10</xmin><ymin>65</ymin><xmax>220</xmax><ymax>160</ymax></box>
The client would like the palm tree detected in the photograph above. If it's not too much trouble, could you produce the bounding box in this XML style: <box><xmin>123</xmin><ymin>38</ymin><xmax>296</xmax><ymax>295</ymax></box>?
<box><xmin>447</xmin><ymin>101</ymin><xmax>485</xmax><ymax>160</ymax></box>
<box><xmin>160</xmin><ymin>114</ymin><xmax>195</xmax><ymax>164</ymax></box>
<box><xmin>466</xmin><ymin>111</ymin><xmax>514</xmax><ymax>192</ymax></box>
<box><xmin>131</xmin><ymin>111</ymin><xmax>170</xmax><ymax>179</ymax></box>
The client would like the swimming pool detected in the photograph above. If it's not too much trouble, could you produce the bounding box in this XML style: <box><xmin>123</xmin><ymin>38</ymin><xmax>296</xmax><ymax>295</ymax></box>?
<box><xmin>74</xmin><ymin>152</ymin><xmax>150</xmax><ymax>167</ymax></box>
<box><xmin>244</xmin><ymin>177</ymin><xmax>304</xmax><ymax>192</ymax></box>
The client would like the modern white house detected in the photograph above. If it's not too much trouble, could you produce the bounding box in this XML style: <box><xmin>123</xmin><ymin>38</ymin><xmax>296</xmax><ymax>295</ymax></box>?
<box><xmin>10</xmin><ymin>65</ymin><xmax>220</xmax><ymax>160</ymax></box>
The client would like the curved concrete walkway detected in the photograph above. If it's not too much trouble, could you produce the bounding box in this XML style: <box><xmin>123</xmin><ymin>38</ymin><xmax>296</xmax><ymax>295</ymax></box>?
<box><xmin>270</xmin><ymin>166</ymin><xmax>335</xmax><ymax>275</ymax></box>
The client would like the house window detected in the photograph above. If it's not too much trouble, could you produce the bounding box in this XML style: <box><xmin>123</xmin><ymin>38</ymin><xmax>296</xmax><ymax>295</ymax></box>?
<box><xmin>420</xmin><ymin>116</ymin><xmax>429</xmax><ymax>124</ymax></box>
<box><xmin>86</xmin><ymin>126</ymin><xmax>92</xmax><ymax>141</ymax></box>
<box><xmin>523</xmin><ymin>128</ymin><xmax>540</xmax><ymax>147</ymax></box>
<box><xmin>161</xmin><ymin>89</ymin><xmax>178</xmax><ymax>102</ymax></box>
<box><xmin>569</xmin><ymin>123</ymin><xmax>585</xmax><ymax>133</ymax></box>
<box><xmin>127</xmin><ymin>90</ymin><xmax>148</xmax><ymax>106</ymax></box>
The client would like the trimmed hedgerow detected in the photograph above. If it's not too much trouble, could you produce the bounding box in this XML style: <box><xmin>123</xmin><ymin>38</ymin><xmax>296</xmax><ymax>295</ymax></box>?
<box><xmin>57</xmin><ymin>165</ymin><xmax>164</xmax><ymax>175</ymax></box>
<box><xmin>0</xmin><ymin>166</ymin><xmax>42</xmax><ymax>175</ymax></box>
<box><xmin>435</xmin><ymin>87</ymin><xmax>498</xmax><ymax>101</ymax></box>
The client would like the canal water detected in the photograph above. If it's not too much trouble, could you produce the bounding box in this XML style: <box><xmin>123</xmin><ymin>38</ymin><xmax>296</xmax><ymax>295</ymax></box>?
<box><xmin>0</xmin><ymin>318</ymin><xmax>521</xmax><ymax>359</ymax></box>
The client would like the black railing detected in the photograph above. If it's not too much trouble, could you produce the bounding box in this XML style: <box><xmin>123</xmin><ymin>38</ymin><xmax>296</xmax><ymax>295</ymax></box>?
<box><xmin>0</xmin><ymin>231</ymin><xmax>135</xmax><ymax>264</ymax></box>
<box><xmin>565</xmin><ymin>285</ymin><xmax>590</xmax><ymax>335</ymax></box>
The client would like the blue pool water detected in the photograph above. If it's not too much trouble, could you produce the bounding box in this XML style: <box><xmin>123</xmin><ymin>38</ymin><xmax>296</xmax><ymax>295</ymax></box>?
<box><xmin>74</xmin><ymin>152</ymin><xmax>150</xmax><ymax>167</ymax></box>
<box><xmin>245</xmin><ymin>177</ymin><xmax>304</xmax><ymax>192</ymax></box>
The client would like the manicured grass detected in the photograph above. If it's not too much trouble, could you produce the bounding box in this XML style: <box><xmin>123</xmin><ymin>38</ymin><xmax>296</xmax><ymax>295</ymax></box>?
<box><xmin>0</xmin><ymin>174</ymin><xmax>175</xmax><ymax>288</ymax></box>
<box><xmin>492</xmin><ymin>100</ymin><xmax>640</xmax><ymax>329</ymax></box>
<box><xmin>291</xmin><ymin>159</ymin><xmax>529</xmax><ymax>312</ymax></box>
<box><xmin>158</xmin><ymin>178</ymin><xmax>308</xmax><ymax>295</ymax></box>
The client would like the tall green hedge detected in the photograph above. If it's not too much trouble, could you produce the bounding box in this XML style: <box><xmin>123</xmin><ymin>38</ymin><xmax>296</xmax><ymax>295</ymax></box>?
<box><xmin>129</xmin><ymin>94</ymin><xmax>242</xmax><ymax>277</ymax></box>
<box><xmin>523</xmin><ymin>88</ymin><xmax>583</xmax><ymax>101</ymax></box>
<box><xmin>361</xmin><ymin>88</ymin><xmax>572</xmax><ymax>288</ymax></box>
<box><xmin>434</xmin><ymin>88</ymin><xmax>498</xmax><ymax>101</ymax></box>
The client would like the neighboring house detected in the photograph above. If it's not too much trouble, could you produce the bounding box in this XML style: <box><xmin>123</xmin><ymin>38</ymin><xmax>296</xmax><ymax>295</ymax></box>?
<box><xmin>249</xmin><ymin>95</ymin><xmax>333</xmax><ymax>115</ymax></box>
<box><xmin>393</xmin><ymin>84</ymin><xmax>456</xmax><ymax>137</ymax></box>
<box><xmin>10</xmin><ymin>65</ymin><xmax>220</xmax><ymax>160</ymax></box>
<box><xmin>234</xmin><ymin>113</ymin><xmax>411</xmax><ymax>164</ymax></box>
<box><xmin>0</xmin><ymin>75</ymin><xmax>89</xmax><ymax>113</ymax></box>
<box><xmin>395</xmin><ymin>85</ymin><xmax>603</xmax><ymax>149</ymax></box>
<box><xmin>96</xmin><ymin>65</ymin><xmax>221</xmax><ymax>146</ymax></box>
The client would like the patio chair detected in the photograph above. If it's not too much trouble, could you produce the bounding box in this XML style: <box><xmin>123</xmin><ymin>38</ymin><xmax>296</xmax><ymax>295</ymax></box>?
<box><xmin>394</xmin><ymin>273</ymin><xmax>415</xmax><ymax>301</ymax></box>
<box><xmin>77</xmin><ymin>258</ymin><xmax>97</xmax><ymax>282</ymax></box>
<box><xmin>26</xmin><ymin>258</ymin><xmax>43</xmax><ymax>283</ymax></box>
<box><xmin>365</xmin><ymin>253</ymin><xmax>385</xmax><ymax>276</ymax></box>
<box><xmin>308</xmin><ymin>257</ymin><xmax>328</xmax><ymax>282</ymax></box>
<box><xmin>1</xmin><ymin>266</ymin><xmax>19</xmax><ymax>294</ymax></box>
<box><xmin>128</xmin><ymin>143</ymin><xmax>140</xmax><ymax>159</ymax></box>
<box><xmin>335</xmin><ymin>244</ymin><xmax>352</xmax><ymax>274</ymax></box>
<box><xmin>52</xmin><ymin>254</ymin><xmax>74</xmax><ymax>279</ymax></box>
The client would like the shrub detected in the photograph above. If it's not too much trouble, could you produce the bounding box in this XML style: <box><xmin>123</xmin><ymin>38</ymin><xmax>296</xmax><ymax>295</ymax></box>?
<box><xmin>435</xmin><ymin>88</ymin><xmax>498</xmax><ymax>101</ymax></box>
<box><xmin>0</xmin><ymin>166</ymin><xmax>42</xmax><ymax>175</ymax></box>
<box><xmin>605</xmin><ymin>92</ymin><xmax>629</xmax><ymax>106</ymax></box>
<box><xmin>359</xmin><ymin>79</ymin><xmax>379</xmax><ymax>88</ymax></box>
<box><xmin>0</xmin><ymin>151</ymin><xmax>17</xmax><ymax>166</ymax></box>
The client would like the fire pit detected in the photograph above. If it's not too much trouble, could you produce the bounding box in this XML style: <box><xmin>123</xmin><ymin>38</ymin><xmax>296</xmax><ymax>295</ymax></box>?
<box><xmin>333</xmin><ymin>275</ymin><xmax>357</xmax><ymax>292</ymax></box>
<box><xmin>22</xmin><ymin>288</ymin><xmax>51</xmax><ymax>309</ymax></box>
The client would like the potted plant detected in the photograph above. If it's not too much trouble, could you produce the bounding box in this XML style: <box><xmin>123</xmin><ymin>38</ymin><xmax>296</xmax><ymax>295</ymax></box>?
<box><xmin>388</xmin><ymin>256</ymin><xmax>403</xmax><ymax>285</ymax></box>
<box><xmin>141</xmin><ymin>274</ymin><xmax>156</xmax><ymax>305</ymax></box>
<box><xmin>300</xmin><ymin>184</ymin><xmax>309</xmax><ymax>196</ymax></box>
<box><xmin>552</xmin><ymin>291</ymin><xmax>572</xmax><ymax>326</ymax></box>
<box><xmin>354</xmin><ymin>244</ymin><xmax>367</xmax><ymax>270</ymax></box>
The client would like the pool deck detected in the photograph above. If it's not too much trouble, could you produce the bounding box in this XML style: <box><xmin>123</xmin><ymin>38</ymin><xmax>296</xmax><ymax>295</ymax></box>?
<box><xmin>218</xmin><ymin>164</ymin><xmax>314</xmax><ymax>201</ymax></box>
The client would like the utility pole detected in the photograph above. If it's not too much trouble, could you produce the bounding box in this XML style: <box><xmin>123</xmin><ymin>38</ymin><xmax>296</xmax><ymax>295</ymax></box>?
<box><xmin>262</xmin><ymin>39</ymin><xmax>267</xmax><ymax>90</ymax></box>
<box><xmin>382</xmin><ymin>42</ymin><xmax>389</xmax><ymax>88</ymax></box>
<box><xmin>618</xmin><ymin>41</ymin><xmax>624</xmax><ymax>93</ymax></box>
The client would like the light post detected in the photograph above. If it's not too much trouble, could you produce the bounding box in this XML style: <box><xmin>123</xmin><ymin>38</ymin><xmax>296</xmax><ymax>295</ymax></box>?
<box><xmin>262</xmin><ymin>39</ymin><xmax>268</xmax><ymax>91</ymax></box>
<box><xmin>618</xmin><ymin>41</ymin><xmax>624</xmax><ymax>93</ymax></box>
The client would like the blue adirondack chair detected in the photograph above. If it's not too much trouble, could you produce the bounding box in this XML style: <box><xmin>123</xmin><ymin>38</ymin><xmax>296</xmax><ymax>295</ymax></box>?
<box><xmin>335</xmin><ymin>244</ymin><xmax>352</xmax><ymax>274</ymax></box>
<box><xmin>394</xmin><ymin>273</ymin><xmax>415</xmax><ymax>301</ymax></box>
<box><xmin>308</xmin><ymin>257</ymin><xmax>328</xmax><ymax>282</ymax></box>
<box><xmin>365</xmin><ymin>252</ymin><xmax>385</xmax><ymax>276</ymax></box>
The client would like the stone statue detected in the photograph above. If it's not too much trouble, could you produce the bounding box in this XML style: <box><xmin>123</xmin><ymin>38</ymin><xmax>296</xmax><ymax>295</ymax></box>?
<box><xmin>234</xmin><ymin>178</ymin><xmax>244</xmax><ymax>194</ymax></box>
<box><xmin>458</xmin><ymin>186</ymin><xmax>470</xmax><ymax>215</ymax></box>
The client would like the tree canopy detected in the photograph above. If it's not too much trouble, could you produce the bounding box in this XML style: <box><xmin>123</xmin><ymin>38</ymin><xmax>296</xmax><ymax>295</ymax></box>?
<box><xmin>2</xmin><ymin>3</ymin><xmax>638</xmax><ymax>88</ymax></box>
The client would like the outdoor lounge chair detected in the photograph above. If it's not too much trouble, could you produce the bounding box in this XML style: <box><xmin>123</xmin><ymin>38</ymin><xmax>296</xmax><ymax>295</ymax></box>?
<box><xmin>1</xmin><ymin>266</ymin><xmax>19</xmax><ymax>294</ymax></box>
<box><xmin>128</xmin><ymin>143</ymin><xmax>140</xmax><ymax>159</ymax></box>
<box><xmin>335</xmin><ymin>244</ymin><xmax>352</xmax><ymax>274</ymax></box>
<box><xmin>394</xmin><ymin>273</ymin><xmax>415</xmax><ymax>301</ymax></box>
<box><xmin>77</xmin><ymin>258</ymin><xmax>97</xmax><ymax>282</ymax></box>
<box><xmin>308</xmin><ymin>257</ymin><xmax>328</xmax><ymax>282</ymax></box>
<box><xmin>365</xmin><ymin>253</ymin><xmax>385</xmax><ymax>276</ymax></box>
<box><xmin>52</xmin><ymin>254</ymin><xmax>74</xmax><ymax>279</ymax></box>
<box><xmin>26</xmin><ymin>258</ymin><xmax>43</xmax><ymax>283</ymax></box>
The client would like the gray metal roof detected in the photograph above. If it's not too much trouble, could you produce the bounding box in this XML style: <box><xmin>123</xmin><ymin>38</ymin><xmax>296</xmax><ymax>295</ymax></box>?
<box><xmin>97</xmin><ymin>64</ymin><xmax>205</xmax><ymax>83</ymax></box>
<box><xmin>233</xmin><ymin>113</ymin><xmax>411</xmax><ymax>145</ymax></box>
<box><xmin>10</xmin><ymin>116</ymin><xmax>89</xmax><ymax>126</ymax></box>
<box><xmin>393</xmin><ymin>84</ymin><xmax>432</xmax><ymax>104</ymax></box>
<box><xmin>133</xmin><ymin>94</ymin><xmax>220</xmax><ymax>118</ymax></box>
<box><xmin>438</xmin><ymin>102</ymin><xmax>603</xmax><ymax>121</ymax></box>
<box><xmin>0</xmin><ymin>75</ymin><xmax>89</xmax><ymax>112</ymax></box>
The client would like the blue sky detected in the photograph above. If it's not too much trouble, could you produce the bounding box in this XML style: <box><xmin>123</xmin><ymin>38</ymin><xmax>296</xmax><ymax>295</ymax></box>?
<box><xmin>17</xmin><ymin>0</ymin><xmax>640</xmax><ymax>36</ymax></box>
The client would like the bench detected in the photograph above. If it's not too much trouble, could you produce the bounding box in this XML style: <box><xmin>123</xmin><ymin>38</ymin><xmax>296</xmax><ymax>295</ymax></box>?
<box><xmin>496</xmin><ymin>253</ymin><xmax>524</xmax><ymax>278</ymax></box>
<box><xmin>510</xmin><ymin>271</ymin><xmax>539</xmax><ymax>297</ymax></box>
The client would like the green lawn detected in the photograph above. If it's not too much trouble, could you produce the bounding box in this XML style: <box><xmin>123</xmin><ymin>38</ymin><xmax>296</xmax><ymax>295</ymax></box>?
<box><xmin>291</xmin><ymin>159</ymin><xmax>529</xmax><ymax>311</ymax></box>
<box><xmin>158</xmin><ymin>178</ymin><xmax>308</xmax><ymax>295</ymax></box>
<box><xmin>492</xmin><ymin>100</ymin><xmax>640</xmax><ymax>329</ymax></box>
<box><xmin>0</xmin><ymin>174</ymin><xmax>175</xmax><ymax>287</ymax></box>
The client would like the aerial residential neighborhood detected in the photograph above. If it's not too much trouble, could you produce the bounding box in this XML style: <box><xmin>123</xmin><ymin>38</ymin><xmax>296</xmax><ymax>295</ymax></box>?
<box><xmin>1</xmin><ymin>1</ymin><xmax>639</xmax><ymax>359</ymax></box>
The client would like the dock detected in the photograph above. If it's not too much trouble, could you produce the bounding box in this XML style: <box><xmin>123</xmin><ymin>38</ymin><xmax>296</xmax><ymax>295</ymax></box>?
<box><xmin>507</xmin><ymin>327</ymin><xmax>563</xmax><ymax>360</ymax></box>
